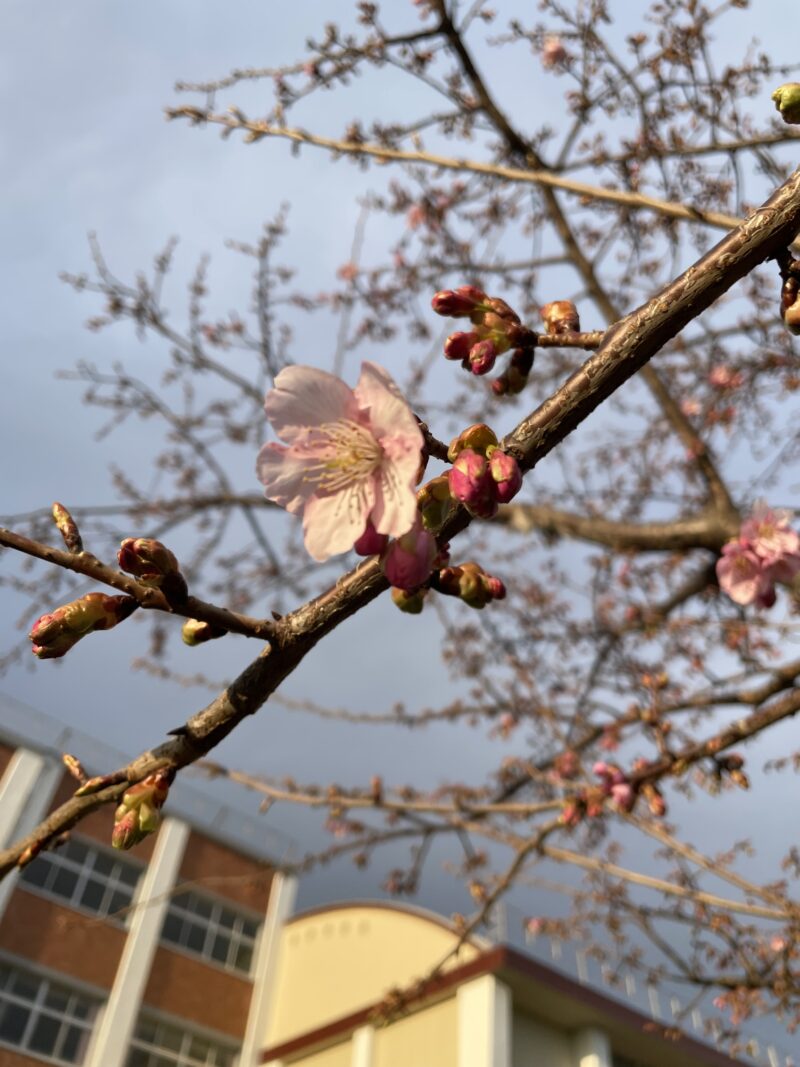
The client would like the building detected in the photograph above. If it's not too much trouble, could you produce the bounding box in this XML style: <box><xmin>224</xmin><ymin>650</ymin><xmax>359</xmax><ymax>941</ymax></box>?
<box><xmin>0</xmin><ymin>696</ymin><xmax>297</xmax><ymax>1067</ymax></box>
<box><xmin>259</xmin><ymin>902</ymin><xmax>760</xmax><ymax>1067</ymax></box>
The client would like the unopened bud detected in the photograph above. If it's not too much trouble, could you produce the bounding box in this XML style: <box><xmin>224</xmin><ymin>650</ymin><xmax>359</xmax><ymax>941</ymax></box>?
<box><xmin>118</xmin><ymin>538</ymin><xmax>187</xmax><ymax>601</ymax></box>
<box><xmin>467</xmin><ymin>338</ymin><xmax>498</xmax><ymax>375</ymax></box>
<box><xmin>391</xmin><ymin>586</ymin><xmax>428</xmax><ymax>614</ymax></box>
<box><xmin>447</xmin><ymin>424</ymin><xmax>498</xmax><ymax>462</ymax></box>
<box><xmin>112</xmin><ymin>771</ymin><xmax>172</xmax><ymax>850</ymax></box>
<box><xmin>436</xmin><ymin>561</ymin><xmax>506</xmax><ymax>609</ymax></box>
<box><xmin>772</xmin><ymin>83</ymin><xmax>800</xmax><ymax>125</ymax></box>
<box><xmin>29</xmin><ymin>593</ymin><xmax>138</xmax><ymax>659</ymax></box>
<box><xmin>492</xmin><ymin>348</ymin><xmax>534</xmax><ymax>396</ymax></box>
<box><xmin>181</xmin><ymin>618</ymin><xmax>226</xmax><ymax>646</ymax></box>
<box><xmin>353</xmin><ymin>520</ymin><xmax>389</xmax><ymax>556</ymax></box>
<box><xmin>448</xmin><ymin>450</ymin><xmax>498</xmax><ymax>519</ymax></box>
<box><xmin>541</xmin><ymin>300</ymin><xmax>580</xmax><ymax>335</ymax></box>
<box><xmin>444</xmin><ymin>331</ymin><xmax>478</xmax><ymax>361</ymax></box>
<box><xmin>381</xmin><ymin>522</ymin><xmax>437</xmax><ymax>591</ymax></box>
<box><xmin>431</xmin><ymin>285</ymin><xmax>487</xmax><ymax>317</ymax></box>
<box><xmin>417</xmin><ymin>475</ymin><xmax>453</xmax><ymax>532</ymax></box>
<box><xmin>489</xmin><ymin>450</ymin><xmax>522</xmax><ymax>504</ymax></box>
<box><xmin>52</xmin><ymin>502</ymin><xmax>83</xmax><ymax>554</ymax></box>
<box><xmin>781</xmin><ymin>277</ymin><xmax>800</xmax><ymax>336</ymax></box>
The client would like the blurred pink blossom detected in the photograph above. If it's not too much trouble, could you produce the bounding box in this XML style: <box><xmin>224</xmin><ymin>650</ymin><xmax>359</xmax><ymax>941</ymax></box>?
<box><xmin>716</xmin><ymin>540</ymin><xmax>775</xmax><ymax>606</ymax></box>
<box><xmin>541</xmin><ymin>35</ymin><xmax>567</xmax><ymax>69</ymax></box>
<box><xmin>257</xmin><ymin>362</ymin><xmax>423</xmax><ymax>561</ymax></box>
<box><xmin>708</xmin><ymin>365</ymin><xmax>744</xmax><ymax>389</ymax></box>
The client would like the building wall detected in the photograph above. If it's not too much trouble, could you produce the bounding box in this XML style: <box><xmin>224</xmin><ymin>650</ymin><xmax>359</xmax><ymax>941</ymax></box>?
<box><xmin>290</xmin><ymin>1043</ymin><xmax>353</xmax><ymax>1067</ymax></box>
<box><xmin>512</xmin><ymin>1009</ymin><xmax>577</xmax><ymax>1067</ymax></box>
<box><xmin>373</xmin><ymin>996</ymin><xmax>458</xmax><ymax>1067</ymax></box>
<box><xmin>267</xmin><ymin>905</ymin><xmax>481</xmax><ymax>1048</ymax></box>
<box><xmin>179</xmin><ymin>832</ymin><xmax>273</xmax><ymax>913</ymax></box>
<box><xmin>0</xmin><ymin>891</ymin><xmax>125</xmax><ymax>990</ymax></box>
<box><xmin>143</xmin><ymin>946</ymin><xmax>253</xmax><ymax>1037</ymax></box>
<box><xmin>0</xmin><ymin>1051</ymin><xmax>53</xmax><ymax>1067</ymax></box>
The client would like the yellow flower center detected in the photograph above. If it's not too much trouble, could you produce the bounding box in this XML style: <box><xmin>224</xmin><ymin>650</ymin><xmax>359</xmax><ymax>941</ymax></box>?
<box><xmin>303</xmin><ymin>419</ymin><xmax>382</xmax><ymax>493</ymax></box>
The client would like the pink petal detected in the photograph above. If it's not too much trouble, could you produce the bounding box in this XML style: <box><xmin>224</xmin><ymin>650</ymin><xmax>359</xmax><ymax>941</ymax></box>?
<box><xmin>266</xmin><ymin>365</ymin><xmax>358</xmax><ymax>444</ymax></box>
<box><xmin>354</xmin><ymin>362</ymin><xmax>422</xmax><ymax>444</ymax></box>
<box><xmin>370</xmin><ymin>439</ymin><xmax>422</xmax><ymax>537</ymax></box>
<box><xmin>256</xmin><ymin>443</ymin><xmax>313</xmax><ymax>515</ymax></box>
<box><xmin>302</xmin><ymin>482</ymin><xmax>376</xmax><ymax>561</ymax></box>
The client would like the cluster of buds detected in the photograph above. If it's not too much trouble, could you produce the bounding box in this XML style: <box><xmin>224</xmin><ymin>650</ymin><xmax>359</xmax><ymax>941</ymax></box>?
<box><xmin>431</xmin><ymin>285</ymin><xmax>531</xmax><ymax>378</ymax></box>
<box><xmin>447</xmin><ymin>424</ymin><xmax>522</xmax><ymax>519</ymax></box>
<box><xmin>29</xmin><ymin>593</ymin><xmax>138</xmax><ymax>660</ymax></box>
<box><xmin>772</xmin><ymin>83</ymin><xmax>800</xmax><ymax>125</ymax></box>
<box><xmin>560</xmin><ymin>760</ymin><xmax>669</xmax><ymax>825</ymax></box>
<box><xmin>592</xmin><ymin>761</ymin><xmax>635</xmax><ymax>812</ymax></box>
<box><xmin>118</xmin><ymin>538</ymin><xmax>187</xmax><ymax>602</ymax></box>
<box><xmin>434</xmin><ymin>562</ymin><xmax>506</xmax><ymax>609</ymax></box>
<box><xmin>112</xmin><ymin>770</ymin><xmax>173</xmax><ymax>850</ymax></box>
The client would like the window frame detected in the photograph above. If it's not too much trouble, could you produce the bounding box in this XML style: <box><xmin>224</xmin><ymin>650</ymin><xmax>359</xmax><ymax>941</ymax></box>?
<box><xmin>159</xmin><ymin>888</ymin><xmax>261</xmax><ymax>977</ymax></box>
<box><xmin>0</xmin><ymin>956</ymin><xmax>102</xmax><ymax>1066</ymax></box>
<box><xmin>126</xmin><ymin>1008</ymin><xmax>240</xmax><ymax>1067</ymax></box>
<box><xmin>18</xmin><ymin>834</ymin><xmax>144</xmax><ymax>925</ymax></box>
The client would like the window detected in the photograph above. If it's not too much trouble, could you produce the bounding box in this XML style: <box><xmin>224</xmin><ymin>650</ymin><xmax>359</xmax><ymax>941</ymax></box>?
<box><xmin>126</xmin><ymin>1013</ymin><xmax>238</xmax><ymax>1067</ymax></box>
<box><xmin>160</xmin><ymin>890</ymin><xmax>259</xmax><ymax>975</ymax></box>
<box><xmin>20</xmin><ymin>836</ymin><xmax>142</xmax><ymax>922</ymax></box>
<box><xmin>0</xmin><ymin>961</ymin><xmax>99</xmax><ymax>1065</ymax></box>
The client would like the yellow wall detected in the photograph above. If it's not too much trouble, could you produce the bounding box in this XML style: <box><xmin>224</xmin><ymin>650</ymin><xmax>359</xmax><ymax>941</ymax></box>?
<box><xmin>512</xmin><ymin>1010</ymin><xmax>574</xmax><ymax>1067</ymax></box>
<box><xmin>284</xmin><ymin>1040</ymin><xmax>352</xmax><ymax>1067</ymax></box>
<box><xmin>266</xmin><ymin>904</ymin><xmax>480</xmax><ymax>1047</ymax></box>
<box><xmin>373</xmin><ymin>996</ymin><xmax>458</xmax><ymax>1067</ymax></box>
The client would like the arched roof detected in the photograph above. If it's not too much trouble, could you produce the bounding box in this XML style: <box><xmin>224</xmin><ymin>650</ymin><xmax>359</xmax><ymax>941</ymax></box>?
<box><xmin>266</xmin><ymin>900</ymin><xmax>486</xmax><ymax>1046</ymax></box>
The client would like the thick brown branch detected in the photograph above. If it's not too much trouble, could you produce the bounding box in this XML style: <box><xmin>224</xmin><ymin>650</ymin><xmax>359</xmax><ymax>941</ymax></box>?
<box><xmin>496</xmin><ymin>503</ymin><xmax>737</xmax><ymax>552</ymax></box>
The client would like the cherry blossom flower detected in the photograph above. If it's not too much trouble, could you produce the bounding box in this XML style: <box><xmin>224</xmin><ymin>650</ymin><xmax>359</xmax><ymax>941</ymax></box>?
<box><xmin>716</xmin><ymin>539</ymin><xmax>776</xmax><ymax>607</ymax></box>
<box><xmin>740</xmin><ymin>503</ymin><xmax>800</xmax><ymax>566</ymax></box>
<box><xmin>257</xmin><ymin>362</ymin><xmax>423</xmax><ymax>561</ymax></box>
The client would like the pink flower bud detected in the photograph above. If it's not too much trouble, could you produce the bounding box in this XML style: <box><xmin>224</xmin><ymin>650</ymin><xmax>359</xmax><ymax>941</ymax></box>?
<box><xmin>354</xmin><ymin>520</ymin><xmax>389</xmax><ymax>556</ymax></box>
<box><xmin>448</xmin><ymin>449</ymin><xmax>498</xmax><ymax>519</ymax></box>
<box><xmin>381</xmin><ymin>521</ymin><xmax>437</xmax><ymax>591</ymax></box>
<box><xmin>468</xmin><ymin>338</ymin><xmax>498</xmax><ymax>375</ymax></box>
<box><xmin>431</xmin><ymin>286</ymin><xmax>487</xmax><ymax>317</ymax></box>
<box><xmin>444</xmin><ymin>331</ymin><xmax>480</xmax><ymax>361</ymax></box>
<box><xmin>112</xmin><ymin>771</ymin><xmax>172</xmax><ymax>850</ymax></box>
<box><xmin>485</xmin><ymin>576</ymin><xmax>506</xmax><ymax>600</ymax></box>
<box><xmin>118</xmin><ymin>538</ymin><xmax>187</xmax><ymax>600</ymax></box>
<box><xmin>29</xmin><ymin>593</ymin><xmax>138</xmax><ymax>659</ymax></box>
<box><xmin>610</xmin><ymin>781</ymin><xmax>635</xmax><ymax>812</ymax></box>
<box><xmin>489</xmin><ymin>450</ymin><xmax>522</xmax><ymax>504</ymax></box>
